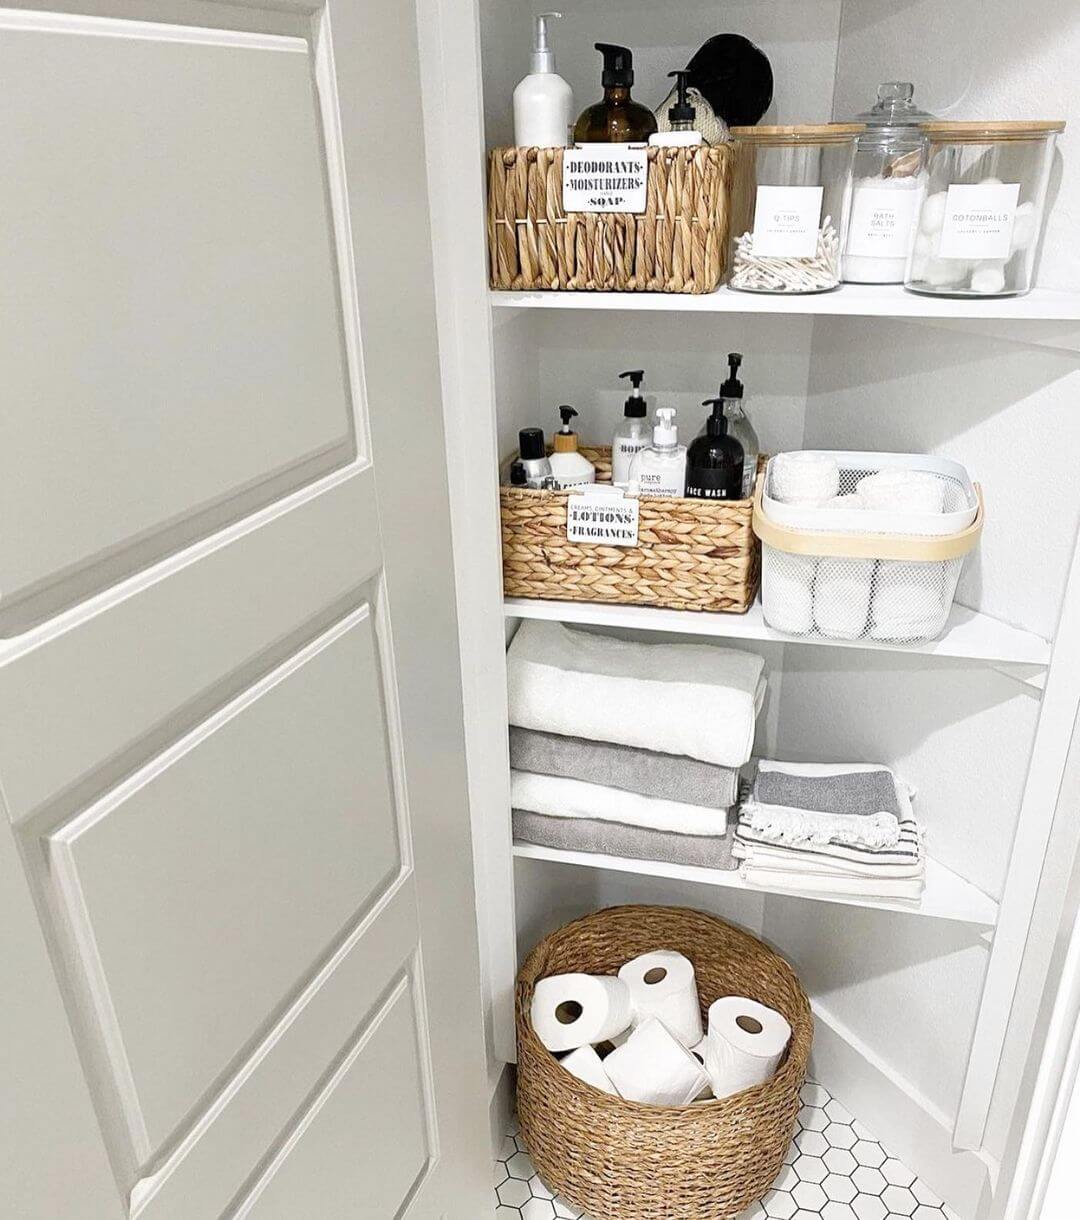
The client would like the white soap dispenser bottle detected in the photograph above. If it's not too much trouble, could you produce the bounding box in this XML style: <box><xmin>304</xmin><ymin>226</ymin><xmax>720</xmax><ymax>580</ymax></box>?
<box><xmin>513</xmin><ymin>12</ymin><xmax>573</xmax><ymax>148</ymax></box>
<box><xmin>630</xmin><ymin>407</ymin><xmax>687</xmax><ymax>498</ymax></box>
<box><xmin>612</xmin><ymin>369</ymin><xmax>650</xmax><ymax>484</ymax></box>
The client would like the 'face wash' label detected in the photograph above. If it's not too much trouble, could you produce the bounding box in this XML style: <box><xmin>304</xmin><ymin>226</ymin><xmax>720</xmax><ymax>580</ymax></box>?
<box><xmin>938</xmin><ymin>182</ymin><xmax>1020</xmax><ymax>259</ymax></box>
<box><xmin>563</xmin><ymin>146</ymin><xmax>648</xmax><ymax>213</ymax></box>
<box><xmin>751</xmin><ymin>185</ymin><xmax>824</xmax><ymax>257</ymax></box>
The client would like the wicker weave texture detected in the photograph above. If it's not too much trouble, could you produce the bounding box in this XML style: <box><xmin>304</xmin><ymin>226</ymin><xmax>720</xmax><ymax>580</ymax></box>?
<box><xmin>488</xmin><ymin>146</ymin><xmax>733</xmax><ymax>293</ymax></box>
<box><xmin>516</xmin><ymin>906</ymin><xmax>813</xmax><ymax>1220</ymax></box>
<box><xmin>501</xmin><ymin>448</ymin><xmax>761</xmax><ymax>613</ymax></box>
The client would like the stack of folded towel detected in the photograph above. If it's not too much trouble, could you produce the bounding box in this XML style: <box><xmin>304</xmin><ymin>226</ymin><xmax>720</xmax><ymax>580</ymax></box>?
<box><xmin>733</xmin><ymin>760</ymin><xmax>926</xmax><ymax>903</ymax></box>
<box><xmin>507</xmin><ymin>620</ymin><xmax>765</xmax><ymax>871</ymax></box>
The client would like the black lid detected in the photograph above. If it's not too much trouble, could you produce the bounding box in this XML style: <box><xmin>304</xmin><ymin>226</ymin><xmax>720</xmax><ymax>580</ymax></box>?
<box><xmin>558</xmin><ymin>404</ymin><xmax>579</xmax><ymax>431</ymax></box>
<box><xmin>686</xmin><ymin>34</ymin><xmax>773</xmax><ymax>127</ymax></box>
<box><xmin>702</xmin><ymin>398</ymin><xmax>730</xmax><ymax>436</ymax></box>
<box><xmin>596</xmin><ymin>42</ymin><xmax>634</xmax><ymax>88</ymax></box>
<box><xmin>619</xmin><ymin>369</ymin><xmax>646</xmax><ymax>417</ymax></box>
<box><xmin>667</xmin><ymin>70</ymin><xmax>696</xmax><ymax>125</ymax></box>
<box><xmin>509</xmin><ymin>461</ymin><xmax>527</xmax><ymax>486</ymax></box>
<box><xmin>719</xmin><ymin>352</ymin><xmax>744</xmax><ymax>399</ymax></box>
<box><xmin>519</xmin><ymin>426</ymin><xmax>546</xmax><ymax>460</ymax></box>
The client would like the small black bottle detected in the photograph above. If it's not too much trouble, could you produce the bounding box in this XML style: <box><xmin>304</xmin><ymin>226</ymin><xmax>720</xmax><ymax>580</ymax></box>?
<box><xmin>685</xmin><ymin>399</ymin><xmax>745</xmax><ymax>500</ymax></box>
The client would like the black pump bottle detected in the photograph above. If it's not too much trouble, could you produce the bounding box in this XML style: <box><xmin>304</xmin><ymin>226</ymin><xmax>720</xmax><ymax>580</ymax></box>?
<box><xmin>685</xmin><ymin>399</ymin><xmax>745</xmax><ymax>500</ymax></box>
<box><xmin>573</xmin><ymin>43</ymin><xmax>658</xmax><ymax>143</ymax></box>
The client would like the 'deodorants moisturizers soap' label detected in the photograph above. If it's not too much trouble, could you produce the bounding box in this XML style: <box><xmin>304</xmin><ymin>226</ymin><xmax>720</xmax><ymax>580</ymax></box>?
<box><xmin>938</xmin><ymin>182</ymin><xmax>1021</xmax><ymax>259</ymax></box>
<box><xmin>563</xmin><ymin>146</ymin><xmax>648</xmax><ymax>213</ymax></box>
<box><xmin>751</xmin><ymin>185</ymin><xmax>824</xmax><ymax>257</ymax></box>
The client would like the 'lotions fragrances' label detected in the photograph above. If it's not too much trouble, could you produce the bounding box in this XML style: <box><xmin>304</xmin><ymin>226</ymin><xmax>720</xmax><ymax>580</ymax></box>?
<box><xmin>563</xmin><ymin>145</ymin><xmax>648</xmax><ymax>214</ymax></box>
<box><xmin>938</xmin><ymin>183</ymin><xmax>1021</xmax><ymax>259</ymax></box>
<box><xmin>566</xmin><ymin>494</ymin><xmax>639</xmax><ymax>545</ymax></box>
<box><xmin>846</xmin><ymin>186</ymin><xmax>922</xmax><ymax>259</ymax></box>
<box><xmin>751</xmin><ymin>185</ymin><xmax>824</xmax><ymax>257</ymax></box>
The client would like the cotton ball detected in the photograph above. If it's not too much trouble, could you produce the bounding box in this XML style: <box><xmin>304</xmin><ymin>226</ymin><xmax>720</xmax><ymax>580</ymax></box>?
<box><xmin>1010</xmin><ymin>201</ymin><xmax>1037</xmax><ymax>253</ymax></box>
<box><xmin>925</xmin><ymin>257</ymin><xmax>968</xmax><ymax>288</ymax></box>
<box><xmin>913</xmin><ymin>231</ymin><xmax>934</xmax><ymax>258</ymax></box>
<box><xmin>971</xmin><ymin>260</ymin><xmax>1007</xmax><ymax>294</ymax></box>
<box><xmin>919</xmin><ymin>192</ymin><xmax>948</xmax><ymax>235</ymax></box>
<box><xmin>979</xmin><ymin>176</ymin><xmax>1004</xmax><ymax>186</ymax></box>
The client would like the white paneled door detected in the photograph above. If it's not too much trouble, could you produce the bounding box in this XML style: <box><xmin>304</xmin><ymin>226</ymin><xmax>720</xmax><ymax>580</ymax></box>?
<box><xmin>0</xmin><ymin>3</ymin><xmax>492</xmax><ymax>1218</ymax></box>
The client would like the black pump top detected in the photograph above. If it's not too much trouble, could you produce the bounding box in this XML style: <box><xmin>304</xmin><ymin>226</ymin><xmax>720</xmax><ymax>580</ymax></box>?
<box><xmin>519</xmin><ymin>426</ymin><xmax>546</xmax><ymax>460</ymax></box>
<box><xmin>667</xmin><ymin>70</ymin><xmax>696</xmax><ymax>125</ymax></box>
<box><xmin>596</xmin><ymin>42</ymin><xmax>634</xmax><ymax>88</ymax></box>
<box><xmin>719</xmin><ymin>352</ymin><xmax>744</xmax><ymax>399</ymax></box>
<box><xmin>509</xmin><ymin>461</ymin><xmax>527</xmax><ymax>486</ymax></box>
<box><xmin>619</xmin><ymin>369</ymin><xmax>647</xmax><ymax>417</ymax></box>
<box><xmin>558</xmin><ymin>404</ymin><xmax>579</xmax><ymax>431</ymax></box>
<box><xmin>702</xmin><ymin>398</ymin><xmax>731</xmax><ymax>437</ymax></box>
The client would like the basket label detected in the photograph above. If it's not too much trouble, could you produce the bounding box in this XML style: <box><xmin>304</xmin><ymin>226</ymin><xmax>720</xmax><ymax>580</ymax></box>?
<box><xmin>563</xmin><ymin>145</ymin><xmax>648</xmax><ymax>214</ymax></box>
<box><xmin>938</xmin><ymin>183</ymin><xmax>1020</xmax><ymax>259</ymax></box>
<box><xmin>846</xmin><ymin>186</ymin><xmax>922</xmax><ymax>259</ymax></box>
<box><xmin>752</xmin><ymin>185</ymin><xmax>823</xmax><ymax>257</ymax></box>
<box><xmin>567</xmin><ymin>489</ymin><xmax>640</xmax><ymax>546</ymax></box>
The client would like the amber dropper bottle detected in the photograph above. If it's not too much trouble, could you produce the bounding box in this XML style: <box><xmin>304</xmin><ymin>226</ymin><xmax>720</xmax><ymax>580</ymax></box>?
<box><xmin>572</xmin><ymin>43</ymin><xmax>658</xmax><ymax>143</ymax></box>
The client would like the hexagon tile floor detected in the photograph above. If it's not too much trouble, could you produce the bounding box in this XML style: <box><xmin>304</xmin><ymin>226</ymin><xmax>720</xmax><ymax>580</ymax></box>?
<box><xmin>494</xmin><ymin>1079</ymin><xmax>961</xmax><ymax>1220</ymax></box>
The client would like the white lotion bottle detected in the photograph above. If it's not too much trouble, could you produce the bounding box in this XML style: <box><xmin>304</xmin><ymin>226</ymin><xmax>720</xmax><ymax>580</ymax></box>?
<box><xmin>549</xmin><ymin>405</ymin><xmax>596</xmax><ymax>489</ymax></box>
<box><xmin>612</xmin><ymin>369</ymin><xmax>650</xmax><ymax>484</ymax></box>
<box><xmin>630</xmin><ymin>407</ymin><xmax>687</xmax><ymax>498</ymax></box>
<box><xmin>513</xmin><ymin>12</ymin><xmax>573</xmax><ymax>149</ymax></box>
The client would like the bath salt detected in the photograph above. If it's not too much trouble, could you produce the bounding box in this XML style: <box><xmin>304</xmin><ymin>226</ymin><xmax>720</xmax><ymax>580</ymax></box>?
<box><xmin>843</xmin><ymin>174</ymin><xmax>925</xmax><ymax>284</ymax></box>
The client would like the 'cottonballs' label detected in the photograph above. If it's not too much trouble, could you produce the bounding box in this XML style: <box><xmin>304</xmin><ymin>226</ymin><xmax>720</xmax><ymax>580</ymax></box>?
<box><xmin>939</xmin><ymin>183</ymin><xmax>1020</xmax><ymax>259</ymax></box>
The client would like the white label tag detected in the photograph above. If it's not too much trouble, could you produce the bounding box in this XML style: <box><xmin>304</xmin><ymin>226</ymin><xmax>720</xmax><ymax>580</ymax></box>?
<box><xmin>563</xmin><ymin>145</ymin><xmax>648</xmax><ymax>214</ymax></box>
<box><xmin>846</xmin><ymin>186</ymin><xmax>922</xmax><ymax>259</ymax></box>
<box><xmin>567</xmin><ymin>492</ymin><xmax>640</xmax><ymax>546</ymax></box>
<box><xmin>938</xmin><ymin>183</ymin><xmax>1020</xmax><ymax>259</ymax></box>
<box><xmin>751</xmin><ymin>185</ymin><xmax>824</xmax><ymax>257</ymax></box>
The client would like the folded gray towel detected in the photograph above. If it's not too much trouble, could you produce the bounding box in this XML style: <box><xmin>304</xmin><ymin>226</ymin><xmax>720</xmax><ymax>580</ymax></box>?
<box><xmin>752</xmin><ymin>768</ymin><xmax>900</xmax><ymax>817</ymax></box>
<box><xmin>512</xmin><ymin>809</ymin><xmax>738</xmax><ymax>871</ymax></box>
<box><xmin>510</xmin><ymin>727</ymin><xmax>740</xmax><ymax>811</ymax></box>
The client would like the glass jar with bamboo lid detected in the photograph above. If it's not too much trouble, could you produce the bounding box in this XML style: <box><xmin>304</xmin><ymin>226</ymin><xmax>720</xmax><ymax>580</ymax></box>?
<box><xmin>728</xmin><ymin>124</ymin><xmax>863</xmax><ymax>294</ymax></box>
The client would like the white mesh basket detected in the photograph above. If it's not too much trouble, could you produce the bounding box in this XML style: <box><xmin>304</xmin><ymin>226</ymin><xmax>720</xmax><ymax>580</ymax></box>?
<box><xmin>753</xmin><ymin>455</ymin><xmax>983</xmax><ymax>646</ymax></box>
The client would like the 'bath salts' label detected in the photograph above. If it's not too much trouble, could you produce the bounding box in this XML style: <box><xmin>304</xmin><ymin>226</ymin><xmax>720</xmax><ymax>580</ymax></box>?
<box><xmin>563</xmin><ymin>146</ymin><xmax>648</xmax><ymax>213</ymax></box>
<box><xmin>566</xmin><ymin>494</ymin><xmax>639</xmax><ymax>546</ymax></box>
<box><xmin>938</xmin><ymin>182</ymin><xmax>1020</xmax><ymax>259</ymax></box>
<box><xmin>846</xmin><ymin>186</ymin><xmax>922</xmax><ymax>259</ymax></box>
<box><xmin>751</xmin><ymin>185</ymin><xmax>824</xmax><ymax>257</ymax></box>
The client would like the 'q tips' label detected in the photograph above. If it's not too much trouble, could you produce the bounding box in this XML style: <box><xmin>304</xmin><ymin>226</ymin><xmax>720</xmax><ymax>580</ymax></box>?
<box><xmin>563</xmin><ymin>145</ymin><xmax>648</xmax><ymax>214</ymax></box>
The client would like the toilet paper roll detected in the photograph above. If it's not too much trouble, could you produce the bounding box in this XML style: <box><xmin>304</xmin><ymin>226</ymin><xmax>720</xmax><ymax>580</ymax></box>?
<box><xmin>690</xmin><ymin>1037</ymin><xmax>714</xmax><ymax>1100</ymax></box>
<box><xmin>604</xmin><ymin>1017</ymin><xmax>711</xmax><ymax>1106</ymax></box>
<box><xmin>559</xmin><ymin>1046</ymin><xmax>620</xmax><ymax>1095</ymax></box>
<box><xmin>531</xmin><ymin>973</ymin><xmax>633</xmax><ymax>1053</ymax></box>
<box><xmin>705</xmin><ymin>997</ymin><xmax>792</xmax><ymax>1101</ymax></box>
<box><xmin>617</xmin><ymin>950</ymin><xmax>704</xmax><ymax>1048</ymax></box>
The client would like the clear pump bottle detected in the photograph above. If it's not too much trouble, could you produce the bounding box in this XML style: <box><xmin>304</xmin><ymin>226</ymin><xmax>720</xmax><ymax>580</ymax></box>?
<box><xmin>715</xmin><ymin>353</ymin><xmax>759</xmax><ymax>497</ymax></box>
<box><xmin>629</xmin><ymin>407</ymin><xmax>687</xmax><ymax>498</ymax></box>
<box><xmin>612</xmin><ymin>369</ymin><xmax>649</xmax><ymax>484</ymax></box>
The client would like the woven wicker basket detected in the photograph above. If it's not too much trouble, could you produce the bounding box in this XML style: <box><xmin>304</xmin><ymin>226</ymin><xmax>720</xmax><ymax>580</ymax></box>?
<box><xmin>516</xmin><ymin>906</ymin><xmax>813</xmax><ymax>1220</ymax></box>
<box><xmin>501</xmin><ymin>447</ymin><xmax>761</xmax><ymax>613</ymax></box>
<box><xmin>488</xmin><ymin>145</ymin><xmax>733</xmax><ymax>293</ymax></box>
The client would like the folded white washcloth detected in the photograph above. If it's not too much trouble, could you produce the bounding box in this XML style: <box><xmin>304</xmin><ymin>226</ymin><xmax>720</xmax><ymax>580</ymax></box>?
<box><xmin>740</xmin><ymin>801</ymin><xmax>900</xmax><ymax>849</ymax></box>
<box><xmin>770</xmin><ymin>452</ymin><xmax>841</xmax><ymax>505</ymax></box>
<box><xmin>856</xmin><ymin>469</ymin><xmax>945</xmax><ymax>514</ymax></box>
<box><xmin>762</xmin><ymin>554</ymin><xmax>816</xmax><ymax>634</ymax></box>
<box><xmin>733</xmin><ymin>839</ymin><xmax>924</xmax><ymax>879</ymax></box>
<box><xmin>510</xmin><ymin>770</ymin><xmax>728</xmax><ymax>837</ymax></box>
<box><xmin>739</xmin><ymin>865</ymin><xmax>925</xmax><ymax>902</ymax></box>
<box><xmin>869</xmin><ymin>560</ymin><xmax>947</xmax><ymax>641</ymax></box>
<box><xmin>506</xmin><ymin>620</ymin><xmax>766</xmax><ymax>768</ymax></box>
<box><xmin>813</xmin><ymin>557</ymin><xmax>873</xmax><ymax>640</ymax></box>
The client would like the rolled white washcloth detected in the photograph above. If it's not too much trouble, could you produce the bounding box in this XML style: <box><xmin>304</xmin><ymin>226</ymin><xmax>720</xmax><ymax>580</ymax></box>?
<box><xmin>856</xmin><ymin>469</ymin><xmax>945</xmax><ymax>514</ymax></box>
<box><xmin>762</xmin><ymin>553</ymin><xmax>816</xmax><ymax>635</ymax></box>
<box><xmin>770</xmin><ymin>452</ymin><xmax>841</xmax><ymax>505</ymax></box>
<box><xmin>603</xmin><ymin>1017</ymin><xmax>711</xmax><ymax>1106</ymax></box>
<box><xmin>813</xmin><ymin>557</ymin><xmax>873</xmax><ymax>640</ymax></box>
<box><xmin>870</xmin><ymin>560</ymin><xmax>948</xmax><ymax>641</ymax></box>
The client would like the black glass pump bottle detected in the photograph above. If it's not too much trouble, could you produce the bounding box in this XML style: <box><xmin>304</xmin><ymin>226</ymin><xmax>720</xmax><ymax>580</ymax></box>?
<box><xmin>573</xmin><ymin>43</ymin><xmax>658</xmax><ymax>143</ymax></box>
<box><xmin>685</xmin><ymin>399</ymin><xmax>745</xmax><ymax>500</ymax></box>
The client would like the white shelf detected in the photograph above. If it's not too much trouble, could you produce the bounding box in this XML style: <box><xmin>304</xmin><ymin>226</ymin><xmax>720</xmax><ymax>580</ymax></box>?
<box><xmin>512</xmin><ymin>842</ymin><xmax>999</xmax><ymax>926</ymax></box>
<box><xmin>504</xmin><ymin>597</ymin><xmax>1051</xmax><ymax>669</ymax></box>
<box><xmin>491</xmin><ymin>283</ymin><xmax>1080</xmax><ymax>322</ymax></box>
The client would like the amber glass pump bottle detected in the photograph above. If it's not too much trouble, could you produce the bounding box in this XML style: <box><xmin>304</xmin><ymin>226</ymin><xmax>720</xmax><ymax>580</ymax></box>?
<box><xmin>573</xmin><ymin>43</ymin><xmax>658</xmax><ymax>143</ymax></box>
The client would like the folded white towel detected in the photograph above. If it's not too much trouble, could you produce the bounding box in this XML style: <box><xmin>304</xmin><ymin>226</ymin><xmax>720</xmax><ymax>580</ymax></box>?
<box><xmin>739</xmin><ymin>865</ymin><xmax>925</xmax><ymax>903</ymax></box>
<box><xmin>510</xmin><ymin>770</ymin><xmax>728</xmax><ymax>837</ymax></box>
<box><xmin>869</xmin><ymin>560</ymin><xmax>947</xmax><ymax>641</ymax></box>
<box><xmin>740</xmin><ymin>801</ymin><xmax>900</xmax><ymax>849</ymax></box>
<box><xmin>856</xmin><ymin>469</ymin><xmax>945</xmax><ymax>514</ymax></box>
<box><xmin>813</xmin><ymin>557</ymin><xmax>873</xmax><ymax>640</ymax></box>
<box><xmin>770</xmin><ymin>452</ymin><xmax>840</xmax><ymax>505</ymax></box>
<box><xmin>507</xmin><ymin>620</ymin><xmax>766</xmax><ymax>768</ymax></box>
<box><xmin>733</xmin><ymin>838</ymin><xmax>924</xmax><ymax>879</ymax></box>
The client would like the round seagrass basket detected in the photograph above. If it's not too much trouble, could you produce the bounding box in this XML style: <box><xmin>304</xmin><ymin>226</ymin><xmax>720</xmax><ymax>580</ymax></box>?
<box><xmin>516</xmin><ymin>905</ymin><xmax>813</xmax><ymax>1220</ymax></box>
